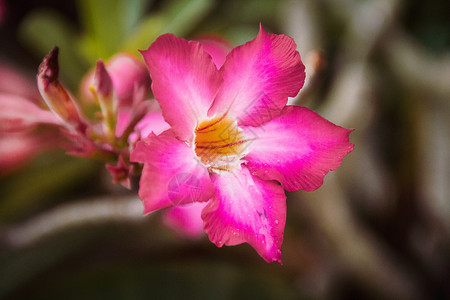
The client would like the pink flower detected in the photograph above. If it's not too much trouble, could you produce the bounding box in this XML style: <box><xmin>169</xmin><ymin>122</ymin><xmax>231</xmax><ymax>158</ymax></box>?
<box><xmin>131</xmin><ymin>25</ymin><xmax>354</xmax><ymax>263</ymax></box>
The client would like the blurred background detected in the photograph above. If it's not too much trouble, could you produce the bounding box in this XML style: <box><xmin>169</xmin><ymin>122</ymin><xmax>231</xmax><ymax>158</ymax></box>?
<box><xmin>0</xmin><ymin>0</ymin><xmax>449</xmax><ymax>299</ymax></box>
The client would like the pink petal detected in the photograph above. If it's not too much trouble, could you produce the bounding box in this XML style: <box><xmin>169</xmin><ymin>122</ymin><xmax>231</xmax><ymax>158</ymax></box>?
<box><xmin>202</xmin><ymin>166</ymin><xmax>286</xmax><ymax>263</ymax></box>
<box><xmin>243</xmin><ymin>106</ymin><xmax>354</xmax><ymax>192</ymax></box>
<box><xmin>208</xmin><ymin>25</ymin><xmax>305</xmax><ymax>126</ymax></box>
<box><xmin>132</xmin><ymin>109</ymin><xmax>170</xmax><ymax>140</ymax></box>
<box><xmin>126</xmin><ymin>104</ymin><xmax>170</xmax><ymax>144</ymax></box>
<box><xmin>115</xmin><ymin>100</ymin><xmax>152</xmax><ymax>140</ymax></box>
<box><xmin>130</xmin><ymin>130</ymin><xmax>214</xmax><ymax>213</ymax></box>
<box><xmin>115</xmin><ymin>108</ymin><xmax>131</xmax><ymax>138</ymax></box>
<box><xmin>196</xmin><ymin>36</ymin><xmax>232</xmax><ymax>68</ymax></box>
<box><xmin>140</xmin><ymin>34</ymin><xmax>223</xmax><ymax>141</ymax></box>
<box><xmin>0</xmin><ymin>94</ymin><xmax>60</xmax><ymax>132</ymax></box>
<box><xmin>162</xmin><ymin>202</ymin><xmax>207</xmax><ymax>239</ymax></box>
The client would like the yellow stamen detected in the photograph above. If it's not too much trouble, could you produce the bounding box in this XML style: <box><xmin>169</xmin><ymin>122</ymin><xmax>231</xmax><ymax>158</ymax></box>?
<box><xmin>195</xmin><ymin>116</ymin><xmax>248</xmax><ymax>170</ymax></box>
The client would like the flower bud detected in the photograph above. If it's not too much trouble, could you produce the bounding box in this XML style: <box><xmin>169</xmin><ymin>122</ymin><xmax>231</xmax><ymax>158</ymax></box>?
<box><xmin>93</xmin><ymin>60</ymin><xmax>116</xmax><ymax>138</ymax></box>
<box><xmin>80</xmin><ymin>54</ymin><xmax>149</xmax><ymax>109</ymax></box>
<box><xmin>37</xmin><ymin>47</ymin><xmax>85</xmax><ymax>131</ymax></box>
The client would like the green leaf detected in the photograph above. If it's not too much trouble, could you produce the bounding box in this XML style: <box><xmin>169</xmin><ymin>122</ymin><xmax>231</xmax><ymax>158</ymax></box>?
<box><xmin>122</xmin><ymin>0</ymin><xmax>215</xmax><ymax>54</ymax></box>
<box><xmin>159</xmin><ymin>0</ymin><xmax>216</xmax><ymax>36</ymax></box>
<box><xmin>77</xmin><ymin>0</ymin><xmax>149</xmax><ymax>62</ymax></box>
<box><xmin>0</xmin><ymin>153</ymin><xmax>99</xmax><ymax>223</ymax></box>
<box><xmin>121</xmin><ymin>15</ymin><xmax>166</xmax><ymax>54</ymax></box>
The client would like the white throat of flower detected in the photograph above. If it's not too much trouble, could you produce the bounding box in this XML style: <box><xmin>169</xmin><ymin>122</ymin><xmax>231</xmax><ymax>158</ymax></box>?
<box><xmin>194</xmin><ymin>114</ymin><xmax>249</xmax><ymax>173</ymax></box>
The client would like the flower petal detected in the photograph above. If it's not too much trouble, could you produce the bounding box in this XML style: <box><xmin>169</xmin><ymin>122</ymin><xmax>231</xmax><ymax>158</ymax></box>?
<box><xmin>162</xmin><ymin>202</ymin><xmax>207</xmax><ymax>239</ymax></box>
<box><xmin>140</xmin><ymin>34</ymin><xmax>223</xmax><ymax>141</ymax></box>
<box><xmin>196</xmin><ymin>36</ymin><xmax>232</xmax><ymax>69</ymax></box>
<box><xmin>126</xmin><ymin>105</ymin><xmax>170</xmax><ymax>144</ymax></box>
<box><xmin>243</xmin><ymin>106</ymin><xmax>354</xmax><ymax>192</ymax></box>
<box><xmin>130</xmin><ymin>130</ymin><xmax>214</xmax><ymax>213</ymax></box>
<box><xmin>208</xmin><ymin>25</ymin><xmax>305</xmax><ymax>126</ymax></box>
<box><xmin>133</xmin><ymin>109</ymin><xmax>170</xmax><ymax>139</ymax></box>
<box><xmin>202</xmin><ymin>166</ymin><xmax>286</xmax><ymax>263</ymax></box>
<box><xmin>0</xmin><ymin>94</ymin><xmax>61</xmax><ymax>132</ymax></box>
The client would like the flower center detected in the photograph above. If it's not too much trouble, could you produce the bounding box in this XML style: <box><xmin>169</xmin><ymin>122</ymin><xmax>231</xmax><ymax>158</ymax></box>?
<box><xmin>194</xmin><ymin>115</ymin><xmax>248</xmax><ymax>171</ymax></box>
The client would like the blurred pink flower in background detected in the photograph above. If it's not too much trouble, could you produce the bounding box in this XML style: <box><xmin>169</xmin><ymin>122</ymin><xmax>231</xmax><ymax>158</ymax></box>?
<box><xmin>0</xmin><ymin>132</ymin><xmax>57</xmax><ymax>176</ymax></box>
<box><xmin>0</xmin><ymin>61</ymin><xmax>61</xmax><ymax>176</ymax></box>
<box><xmin>132</xmin><ymin>26</ymin><xmax>354</xmax><ymax>263</ymax></box>
<box><xmin>0</xmin><ymin>63</ymin><xmax>41</xmax><ymax>102</ymax></box>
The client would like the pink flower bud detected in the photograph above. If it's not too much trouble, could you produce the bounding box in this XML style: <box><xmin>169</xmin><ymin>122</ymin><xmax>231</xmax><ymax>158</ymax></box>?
<box><xmin>80</xmin><ymin>54</ymin><xmax>149</xmax><ymax>109</ymax></box>
<box><xmin>106</xmin><ymin>54</ymin><xmax>150</xmax><ymax>107</ymax></box>
<box><xmin>37</xmin><ymin>47</ymin><xmax>85</xmax><ymax>131</ymax></box>
<box><xmin>94</xmin><ymin>60</ymin><xmax>116</xmax><ymax>138</ymax></box>
<box><xmin>94</xmin><ymin>60</ymin><xmax>113</xmax><ymax>100</ymax></box>
<box><xmin>105</xmin><ymin>155</ymin><xmax>134</xmax><ymax>189</ymax></box>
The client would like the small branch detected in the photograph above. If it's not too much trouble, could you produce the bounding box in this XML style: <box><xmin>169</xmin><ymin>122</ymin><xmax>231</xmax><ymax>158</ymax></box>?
<box><xmin>1</xmin><ymin>195</ymin><xmax>146</xmax><ymax>248</ymax></box>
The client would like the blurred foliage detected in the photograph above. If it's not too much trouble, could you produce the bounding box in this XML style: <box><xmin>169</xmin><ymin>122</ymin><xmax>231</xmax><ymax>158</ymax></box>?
<box><xmin>18</xmin><ymin>0</ymin><xmax>217</xmax><ymax>89</ymax></box>
<box><xmin>0</xmin><ymin>0</ymin><xmax>449</xmax><ymax>299</ymax></box>
<box><xmin>402</xmin><ymin>0</ymin><xmax>450</xmax><ymax>52</ymax></box>
<box><xmin>0</xmin><ymin>152</ymin><xmax>100</xmax><ymax>223</ymax></box>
